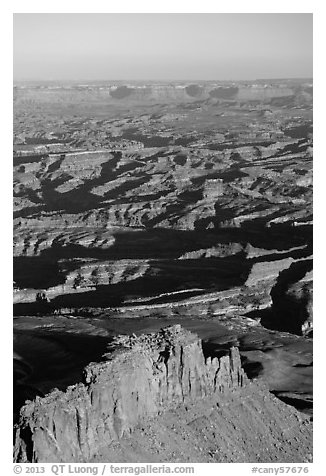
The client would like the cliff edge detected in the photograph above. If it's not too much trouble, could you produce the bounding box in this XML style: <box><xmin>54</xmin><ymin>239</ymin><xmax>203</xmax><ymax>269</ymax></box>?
<box><xmin>14</xmin><ymin>325</ymin><xmax>312</xmax><ymax>463</ymax></box>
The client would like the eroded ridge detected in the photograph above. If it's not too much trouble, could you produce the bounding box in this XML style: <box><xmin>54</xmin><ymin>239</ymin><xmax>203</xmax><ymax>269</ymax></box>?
<box><xmin>14</xmin><ymin>325</ymin><xmax>246</xmax><ymax>462</ymax></box>
<box><xmin>13</xmin><ymin>325</ymin><xmax>312</xmax><ymax>463</ymax></box>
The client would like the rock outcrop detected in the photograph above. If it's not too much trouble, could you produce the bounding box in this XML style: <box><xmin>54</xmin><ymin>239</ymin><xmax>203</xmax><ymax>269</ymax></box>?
<box><xmin>13</xmin><ymin>325</ymin><xmax>246</xmax><ymax>462</ymax></box>
<box><xmin>13</xmin><ymin>325</ymin><xmax>312</xmax><ymax>463</ymax></box>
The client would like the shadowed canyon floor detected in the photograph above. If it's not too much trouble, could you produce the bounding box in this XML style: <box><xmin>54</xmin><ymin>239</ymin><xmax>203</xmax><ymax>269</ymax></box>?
<box><xmin>13</xmin><ymin>79</ymin><xmax>312</xmax><ymax>462</ymax></box>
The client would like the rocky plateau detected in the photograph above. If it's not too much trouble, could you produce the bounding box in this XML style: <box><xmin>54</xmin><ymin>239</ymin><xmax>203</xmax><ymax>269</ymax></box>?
<box><xmin>13</xmin><ymin>79</ymin><xmax>313</xmax><ymax>462</ymax></box>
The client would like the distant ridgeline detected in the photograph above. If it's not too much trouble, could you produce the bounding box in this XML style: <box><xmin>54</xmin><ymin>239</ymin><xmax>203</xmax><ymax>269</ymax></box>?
<box><xmin>13</xmin><ymin>81</ymin><xmax>313</xmax><ymax>106</ymax></box>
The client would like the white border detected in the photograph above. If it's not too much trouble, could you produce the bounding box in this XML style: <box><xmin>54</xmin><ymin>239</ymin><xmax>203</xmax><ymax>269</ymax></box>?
<box><xmin>2</xmin><ymin>3</ymin><xmax>322</xmax><ymax>474</ymax></box>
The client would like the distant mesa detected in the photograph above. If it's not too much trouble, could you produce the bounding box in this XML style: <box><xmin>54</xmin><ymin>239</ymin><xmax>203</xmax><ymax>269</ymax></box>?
<box><xmin>185</xmin><ymin>84</ymin><xmax>203</xmax><ymax>97</ymax></box>
<box><xmin>13</xmin><ymin>82</ymin><xmax>311</xmax><ymax>106</ymax></box>
<box><xmin>203</xmin><ymin>178</ymin><xmax>224</xmax><ymax>199</ymax></box>
<box><xmin>110</xmin><ymin>86</ymin><xmax>135</xmax><ymax>99</ymax></box>
<box><xmin>303</xmin><ymin>86</ymin><xmax>313</xmax><ymax>95</ymax></box>
<box><xmin>209</xmin><ymin>86</ymin><xmax>239</xmax><ymax>99</ymax></box>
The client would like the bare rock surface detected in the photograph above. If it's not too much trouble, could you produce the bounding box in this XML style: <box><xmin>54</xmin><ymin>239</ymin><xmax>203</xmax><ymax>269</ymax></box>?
<box><xmin>13</xmin><ymin>80</ymin><xmax>312</xmax><ymax>338</ymax></box>
<box><xmin>13</xmin><ymin>80</ymin><xmax>313</xmax><ymax>462</ymax></box>
<box><xmin>14</xmin><ymin>326</ymin><xmax>312</xmax><ymax>463</ymax></box>
<box><xmin>93</xmin><ymin>385</ymin><xmax>312</xmax><ymax>463</ymax></box>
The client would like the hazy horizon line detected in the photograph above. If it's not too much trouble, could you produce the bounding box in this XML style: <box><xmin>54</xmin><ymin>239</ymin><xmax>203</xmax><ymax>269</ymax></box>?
<box><xmin>13</xmin><ymin>76</ymin><xmax>313</xmax><ymax>83</ymax></box>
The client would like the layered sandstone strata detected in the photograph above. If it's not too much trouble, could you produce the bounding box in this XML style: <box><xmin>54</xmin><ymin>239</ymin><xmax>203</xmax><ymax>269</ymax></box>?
<box><xmin>14</xmin><ymin>325</ymin><xmax>312</xmax><ymax>463</ymax></box>
<box><xmin>13</xmin><ymin>325</ymin><xmax>246</xmax><ymax>462</ymax></box>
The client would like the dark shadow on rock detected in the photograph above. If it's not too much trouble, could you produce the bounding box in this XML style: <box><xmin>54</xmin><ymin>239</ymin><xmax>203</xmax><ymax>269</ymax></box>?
<box><xmin>246</xmin><ymin>259</ymin><xmax>313</xmax><ymax>335</ymax></box>
<box><xmin>271</xmin><ymin>391</ymin><xmax>313</xmax><ymax>416</ymax></box>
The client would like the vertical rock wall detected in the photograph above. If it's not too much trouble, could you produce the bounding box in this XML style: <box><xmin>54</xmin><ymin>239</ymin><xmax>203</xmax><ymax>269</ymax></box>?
<box><xmin>14</xmin><ymin>325</ymin><xmax>247</xmax><ymax>463</ymax></box>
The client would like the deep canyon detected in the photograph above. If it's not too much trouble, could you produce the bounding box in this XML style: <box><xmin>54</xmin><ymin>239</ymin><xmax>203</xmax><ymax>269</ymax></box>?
<box><xmin>13</xmin><ymin>79</ymin><xmax>313</xmax><ymax>462</ymax></box>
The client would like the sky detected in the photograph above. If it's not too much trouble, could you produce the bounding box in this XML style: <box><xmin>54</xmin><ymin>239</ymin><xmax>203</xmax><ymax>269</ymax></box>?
<box><xmin>13</xmin><ymin>13</ymin><xmax>313</xmax><ymax>81</ymax></box>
